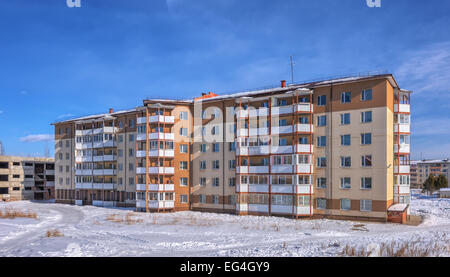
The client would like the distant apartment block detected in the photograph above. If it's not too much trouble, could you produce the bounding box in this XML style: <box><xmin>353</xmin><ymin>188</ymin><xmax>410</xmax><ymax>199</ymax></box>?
<box><xmin>52</xmin><ymin>73</ymin><xmax>412</xmax><ymax>221</ymax></box>
<box><xmin>0</xmin><ymin>156</ymin><xmax>55</xmax><ymax>201</ymax></box>
<box><xmin>411</xmin><ymin>159</ymin><xmax>449</xmax><ymax>188</ymax></box>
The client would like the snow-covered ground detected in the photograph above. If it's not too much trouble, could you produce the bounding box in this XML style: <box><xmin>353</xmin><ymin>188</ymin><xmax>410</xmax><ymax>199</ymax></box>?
<box><xmin>0</xmin><ymin>196</ymin><xmax>449</xmax><ymax>257</ymax></box>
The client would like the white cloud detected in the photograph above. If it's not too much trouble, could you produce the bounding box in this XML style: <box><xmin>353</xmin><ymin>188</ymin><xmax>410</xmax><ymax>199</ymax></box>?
<box><xmin>57</xmin><ymin>113</ymin><xmax>75</xmax><ymax>119</ymax></box>
<box><xmin>20</xmin><ymin>134</ymin><xmax>53</xmax><ymax>143</ymax></box>
<box><xmin>395</xmin><ymin>41</ymin><xmax>450</xmax><ymax>96</ymax></box>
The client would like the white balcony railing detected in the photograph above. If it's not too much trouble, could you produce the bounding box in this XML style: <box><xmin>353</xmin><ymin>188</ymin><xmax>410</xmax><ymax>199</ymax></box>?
<box><xmin>394</xmin><ymin>144</ymin><xmax>410</xmax><ymax>153</ymax></box>
<box><xmin>136</xmin><ymin>184</ymin><xmax>175</xmax><ymax>191</ymax></box>
<box><xmin>394</xmin><ymin>104</ymin><xmax>410</xmax><ymax>113</ymax></box>
<box><xmin>394</xmin><ymin>124</ymin><xmax>410</xmax><ymax>133</ymax></box>
<box><xmin>296</xmin><ymin>144</ymin><xmax>314</xmax><ymax>153</ymax></box>
<box><xmin>296</xmin><ymin>124</ymin><xmax>313</xmax><ymax>133</ymax></box>
<box><xmin>237</xmin><ymin>166</ymin><xmax>269</xmax><ymax>174</ymax></box>
<box><xmin>136</xmin><ymin>167</ymin><xmax>175</xmax><ymax>174</ymax></box>
<box><xmin>394</xmin><ymin>165</ymin><xmax>410</xmax><ymax>174</ymax></box>
<box><xmin>296</xmin><ymin>103</ymin><xmax>313</xmax><ymax>113</ymax></box>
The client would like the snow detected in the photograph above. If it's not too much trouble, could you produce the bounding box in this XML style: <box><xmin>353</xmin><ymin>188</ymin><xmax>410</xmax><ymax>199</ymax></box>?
<box><xmin>388</xmin><ymin>204</ymin><xmax>408</xmax><ymax>212</ymax></box>
<box><xmin>0</xmin><ymin>197</ymin><xmax>449</xmax><ymax>257</ymax></box>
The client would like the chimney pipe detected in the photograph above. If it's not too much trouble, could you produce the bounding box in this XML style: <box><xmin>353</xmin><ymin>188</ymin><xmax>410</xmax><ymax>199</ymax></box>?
<box><xmin>281</xmin><ymin>80</ymin><xmax>286</xmax><ymax>88</ymax></box>
<box><xmin>109</xmin><ymin>108</ymin><xmax>114</xmax><ymax>114</ymax></box>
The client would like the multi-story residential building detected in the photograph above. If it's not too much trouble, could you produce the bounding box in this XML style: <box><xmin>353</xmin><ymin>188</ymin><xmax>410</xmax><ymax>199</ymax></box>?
<box><xmin>52</xmin><ymin>73</ymin><xmax>412</xmax><ymax>222</ymax></box>
<box><xmin>411</xmin><ymin>159</ymin><xmax>449</xmax><ymax>188</ymax></box>
<box><xmin>0</xmin><ymin>156</ymin><xmax>55</xmax><ymax>201</ymax></box>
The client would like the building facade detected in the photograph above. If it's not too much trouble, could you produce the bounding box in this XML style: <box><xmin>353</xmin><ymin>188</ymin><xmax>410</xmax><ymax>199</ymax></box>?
<box><xmin>0</xmin><ymin>156</ymin><xmax>55</xmax><ymax>201</ymax></box>
<box><xmin>411</xmin><ymin>159</ymin><xmax>449</xmax><ymax>188</ymax></box>
<box><xmin>52</xmin><ymin>73</ymin><xmax>412</xmax><ymax>221</ymax></box>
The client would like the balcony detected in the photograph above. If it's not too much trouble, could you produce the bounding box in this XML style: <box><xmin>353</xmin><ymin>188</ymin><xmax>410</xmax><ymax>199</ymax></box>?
<box><xmin>93</xmin><ymin>169</ymin><xmax>117</xmax><ymax>176</ymax></box>
<box><xmin>137</xmin><ymin>116</ymin><xmax>175</xmax><ymax>124</ymax></box>
<box><xmin>271</xmin><ymin>146</ymin><xmax>293</xmax><ymax>154</ymax></box>
<box><xmin>45</xmin><ymin>170</ymin><xmax>55</xmax><ymax>175</ymax></box>
<box><xmin>238</xmin><ymin>108</ymin><xmax>269</xmax><ymax>118</ymax></box>
<box><xmin>93</xmin><ymin>201</ymin><xmax>115</xmax><ymax>207</ymax></box>
<box><xmin>237</xmin><ymin>166</ymin><xmax>269</xmax><ymax>174</ymax></box>
<box><xmin>136</xmin><ymin>133</ymin><xmax>175</xmax><ymax>141</ymax></box>
<box><xmin>92</xmin><ymin>183</ymin><xmax>117</xmax><ymax>190</ymax></box>
<box><xmin>394</xmin><ymin>104</ymin><xmax>410</xmax><ymax>113</ymax></box>
<box><xmin>271</xmin><ymin>106</ymin><xmax>294</xmax><ymax>116</ymax></box>
<box><xmin>297</xmin><ymin>164</ymin><xmax>314</xmax><ymax>174</ymax></box>
<box><xmin>136</xmin><ymin>167</ymin><xmax>175</xmax><ymax>175</ymax></box>
<box><xmin>296</xmin><ymin>124</ymin><xmax>313</xmax><ymax>133</ymax></box>
<box><xmin>394</xmin><ymin>165</ymin><xmax>410</xmax><ymax>174</ymax></box>
<box><xmin>271</xmin><ymin>125</ymin><xmax>293</xmax><ymax>135</ymax></box>
<box><xmin>296</xmin><ymin>103</ymin><xmax>313</xmax><ymax>113</ymax></box>
<box><xmin>248</xmin><ymin>184</ymin><xmax>270</xmax><ymax>193</ymax></box>
<box><xmin>394</xmin><ymin>144</ymin><xmax>410</xmax><ymax>153</ymax></box>
<box><xmin>394</xmin><ymin>124</ymin><xmax>410</xmax><ymax>133</ymax></box>
<box><xmin>237</xmin><ymin>146</ymin><xmax>270</xmax><ymax>156</ymax></box>
<box><xmin>136</xmin><ymin>150</ymin><xmax>174</xmax><ymax>158</ymax></box>
<box><xmin>76</xmin><ymin>141</ymin><xmax>116</xmax><ymax>149</ymax></box>
<box><xmin>46</xmin><ymin>182</ymin><xmax>55</xmax><ymax>187</ymax></box>
<box><xmin>295</xmin><ymin>144</ymin><xmax>314</xmax><ymax>153</ymax></box>
<box><xmin>75</xmin><ymin>183</ymin><xmax>93</xmax><ymax>189</ymax></box>
<box><xmin>248</xmin><ymin>127</ymin><xmax>269</xmax><ymax>137</ymax></box>
<box><xmin>92</xmin><ymin>155</ymin><xmax>117</xmax><ymax>162</ymax></box>
<box><xmin>136</xmin><ymin>200</ymin><xmax>175</xmax><ymax>209</ymax></box>
<box><xmin>271</xmin><ymin>165</ymin><xmax>294</xmax><ymax>174</ymax></box>
<box><xmin>394</xmin><ymin>185</ymin><xmax>410</xmax><ymax>195</ymax></box>
<box><xmin>75</xmin><ymin>170</ymin><xmax>92</xmax><ymax>176</ymax></box>
<box><xmin>136</xmin><ymin>183</ymin><xmax>175</xmax><ymax>191</ymax></box>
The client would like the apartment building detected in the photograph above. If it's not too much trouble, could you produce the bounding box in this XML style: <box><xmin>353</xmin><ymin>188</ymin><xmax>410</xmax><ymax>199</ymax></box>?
<box><xmin>52</xmin><ymin>73</ymin><xmax>412</xmax><ymax>222</ymax></box>
<box><xmin>0</xmin><ymin>156</ymin><xmax>55</xmax><ymax>201</ymax></box>
<box><xmin>411</xmin><ymin>159</ymin><xmax>449</xmax><ymax>188</ymax></box>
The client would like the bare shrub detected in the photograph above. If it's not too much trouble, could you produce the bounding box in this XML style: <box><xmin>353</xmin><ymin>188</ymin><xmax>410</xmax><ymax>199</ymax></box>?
<box><xmin>0</xmin><ymin>208</ymin><xmax>37</xmax><ymax>219</ymax></box>
<box><xmin>46</xmin><ymin>229</ymin><xmax>64</xmax><ymax>238</ymax></box>
<box><xmin>106</xmin><ymin>213</ymin><xmax>143</xmax><ymax>225</ymax></box>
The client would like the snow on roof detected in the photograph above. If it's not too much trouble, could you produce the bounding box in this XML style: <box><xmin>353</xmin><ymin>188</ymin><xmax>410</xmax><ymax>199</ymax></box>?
<box><xmin>388</xmin><ymin>204</ymin><xmax>408</xmax><ymax>212</ymax></box>
<box><xmin>412</xmin><ymin>159</ymin><xmax>450</xmax><ymax>165</ymax></box>
<box><xmin>440</xmin><ymin>188</ymin><xmax>450</xmax><ymax>192</ymax></box>
<box><xmin>53</xmin><ymin>108</ymin><xmax>140</xmax><ymax>125</ymax></box>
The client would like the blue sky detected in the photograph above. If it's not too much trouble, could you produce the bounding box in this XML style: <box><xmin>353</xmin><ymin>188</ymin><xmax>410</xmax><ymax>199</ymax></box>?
<box><xmin>0</xmin><ymin>0</ymin><xmax>449</xmax><ymax>159</ymax></box>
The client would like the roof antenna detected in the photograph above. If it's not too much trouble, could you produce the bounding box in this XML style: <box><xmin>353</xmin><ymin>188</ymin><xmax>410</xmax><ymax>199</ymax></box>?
<box><xmin>290</xmin><ymin>55</ymin><xmax>295</xmax><ymax>85</ymax></box>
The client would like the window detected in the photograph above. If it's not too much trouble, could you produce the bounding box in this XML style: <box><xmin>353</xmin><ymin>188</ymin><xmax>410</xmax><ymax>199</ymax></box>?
<box><xmin>212</xmin><ymin>160</ymin><xmax>220</xmax><ymax>169</ymax></box>
<box><xmin>361</xmin><ymin>133</ymin><xmax>372</xmax><ymax>145</ymax></box>
<box><xmin>211</xmin><ymin>125</ymin><xmax>220</xmax><ymax>135</ymax></box>
<box><xmin>340</xmin><ymin>156</ymin><xmax>351</xmax><ymax>168</ymax></box>
<box><xmin>180</xmin><ymin>195</ymin><xmax>188</xmax><ymax>203</ymax></box>
<box><xmin>340</xmin><ymin>199</ymin><xmax>351</xmax><ymax>210</ymax></box>
<box><xmin>200</xmin><ymin>161</ymin><xmax>206</xmax><ymax>170</ymax></box>
<box><xmin>361</xmin><ymin>89</ymin><xmax>372</xmax><ymax>101</ymax></box>
<box><xmin>317</xmin><ymin>157</ymin><xmax>327</xmax><ymax>168</ymax></box>
<box><xmin>12</xmin><ymin>175</ymin><xmax>20</xmax><ymax>179</ymax></box>
<box><xmin>229</xmin><ymin>160</ymin><xmax>236</xmax><ymax>169</ymax></box>
<box><xmin>129</xmin><ymin>134</ymin><xmax>135</xmax><ymax>142</ymax></box>
<box><xmin>179</xmin><ymin>111</ymin><xmax>188</xmax><ymax>120</ymax></box>
<box><xmin>180</xmin><ymin>161</ymin><xmax>188</xmax><ymax>170</ymax></box>
<box><xmin>298</xmin><ymin>175</ymin><xmax>310</xmax><ymax>185</ymax></box>
<box><xmin>229</xmin><ymin>142</ymin><xmax>236</xmax><ymax>152</ymax></box>
<box><xmin>341</xmin><ymin>135</ymin><xmax>351</xmax><ymax>146</ymax></box>
<box><xmin>278</xmin><ymin>99</ymin><xmax>287</xmax><ymax>106</ymax></box>
<box><xmin>212</xmin><ymin>178</ymin><xmax>220</xmax><ymax>187</ymax></box>
<box><xmin>129</xmin><ymin>163</ymin><xmax>134</xmax><ymax>171</ymax></box>
<box><xmin>129</xmin><ymin>119</ymin><xmax>135</xmax><ymax>128</ymax></box>
<box><xmin>361</xmin><ymin>177</ymin><xmax>372</xmax><ymax>190</ymax></box>
<box><xmin>118</xmin><ymin>163</ymin><xmax>123</xmax><ymax>171</ymax></box>
<box><xmin>199</xmin><ymin>194</ymin><xmax>206</xmax><ymax>204</ymax></box>
<box><xmin>362</xmin><ymin>155</ymin><xmax>372</xmax><ymax>167</ymax></box>
<box><xmin>317</xmin><ymin>136</ymin><xmax>326</xmax><ymax>147</ymax></box>
<box><xmin>361</xmin><ymin>111</ymin><xmax>372</xmax><ymax>123</ymax></box>
<box><xmin>229</xmin><ymin>178</ymin><xmax>236</xmax><ymax>187</ymax></box>
<box><xmin>180</xmin><ymin>144</ymin><xmax>188</xmax><ymax>153</ymax></box>
<box><xmin>212</xmin><ymin>195</ymin><xmax>219</xmax><ymax>204</ymax></box>
<box><xmin>66</xmin><ymin>140</ymin><xmax>70</xmax><ymax>148</ymax></box>
<box><xmin>317</xmin><ymin>198</ymin><xmax>327</xmax><ymax>209</ymax></box>
<box><xmin>118</xmin><ymin>135</ymin><xmax>123</xmax><ymax>143</ymax></box>
<box><xmin>180</xmin><ymin>128</ymin><xmax>187</xmax><ymax>137</ymax></box>
<box><xmin>317</xmin><ymin>177</ymin><xmax>327</xmax><ymax>188</ymax></box>
<box><xmin>180</xmin><ymin>178</ymin><xmax>188</xmax><ymax>187</ymax></box>
<box><xmin>340</xmin><ymin>113</ymin><xmax>350</xmax><ymax>125</ymax></box>
<box><xmin>341</xmin><ymin>92</ymin><xmax>351</xmax><ymax>103</ymax></box>
<box><xmin>340</xmin><ymin>177</ymin><xmax>351</xmax><ymax>189</ymax></box>
<box><xmin>200</xmin><ymin>178</ymin><xmax>206</xmax><ymax>187</ymax></box>
<box><xmin>298</xmin><ymin>196</ymin><xmax>310</xmax><ymax>207</ymax></box>
<box><xmin>317</xmin><ymin>115</ymin><xmax>327</xmax><ymax>127</ymax></box>
<box><xmin>129</xmin><ymin>178</ymin><xmax>135</xmax><ymax>185</ymax></box>
<box><xmin>129</xmin><ymin>149</ymin><xmax>134</xmax><ymax>157</ymax></box>
<box><xmin>66</xmin><ymin>153</ymin><xmax>70</xmax><ymax>160</ymax></box>
<box><xmin>200</xmin><ymin>144</ymin><xmax>207</xmax><ymax>152</ymax></box>
<box><xmin>213</xmin><ymin>143</ymin><xmax>220</xmax><ymax>152</ymax></box>
<box><xmin>317</xmin><ymin>95</ymin><xmax>326</xmax><ymax>106</ymax></box>
<box><xmin>360</xmin><ymin>200</ymin><xmax>372</xmax><ymax>211</ymax></box>
<box><xmin>118</xmin><ymin>149</ymin><xmax>123</xmax><ymax>157</ymax></box>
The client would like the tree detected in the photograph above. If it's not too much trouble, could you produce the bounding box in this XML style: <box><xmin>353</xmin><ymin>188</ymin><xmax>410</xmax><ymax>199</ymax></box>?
<box><xmin>435</xmin><ymin>175</ymin><xmax>448</xmax><ymax>191</ymax></box>
<box><xmin>422</xmin><ymin>175</ymin><xmax>436</xmax><ymax>195</ymax></box>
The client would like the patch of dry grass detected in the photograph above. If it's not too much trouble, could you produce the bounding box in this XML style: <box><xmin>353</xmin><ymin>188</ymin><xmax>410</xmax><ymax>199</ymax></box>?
<box><xmin>106</xmin><ymin>212</ymin><xmax>144</xmax><ymax>225</ymax></box>
<box><xmin>46</xmin><ymin>229</ymin><xmax>64</xmax><ymax>238</ymax></box>
<box><xmin>340</xmin><ymin>240</ymin><xmax>450</xmax><ymax>257</ymax></box>
<box><xmin>0</xmin><ymin>208</ymin><xmax>37</xmax><ymax>219</ymax></box>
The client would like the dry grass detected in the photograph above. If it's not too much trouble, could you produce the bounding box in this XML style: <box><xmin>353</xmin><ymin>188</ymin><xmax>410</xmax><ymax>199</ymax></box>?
<box><xmin>340</xmin><ymin>240</ymin><xmax>450</xmax><ymax>257</ymax></box>
<box><xmin>46</xmin><ymin>229</ymin><xmax>64</xmax><ymax>238</ymax></box>
<box><xmin>0</xmin><ymin>208</ymin><xmax>37</xmax><ymax>219</ymax></box>
<box><xmin>106</xmin><ymin>212</ymin><xmax>144</xmax><ymax>225</ymax></box>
